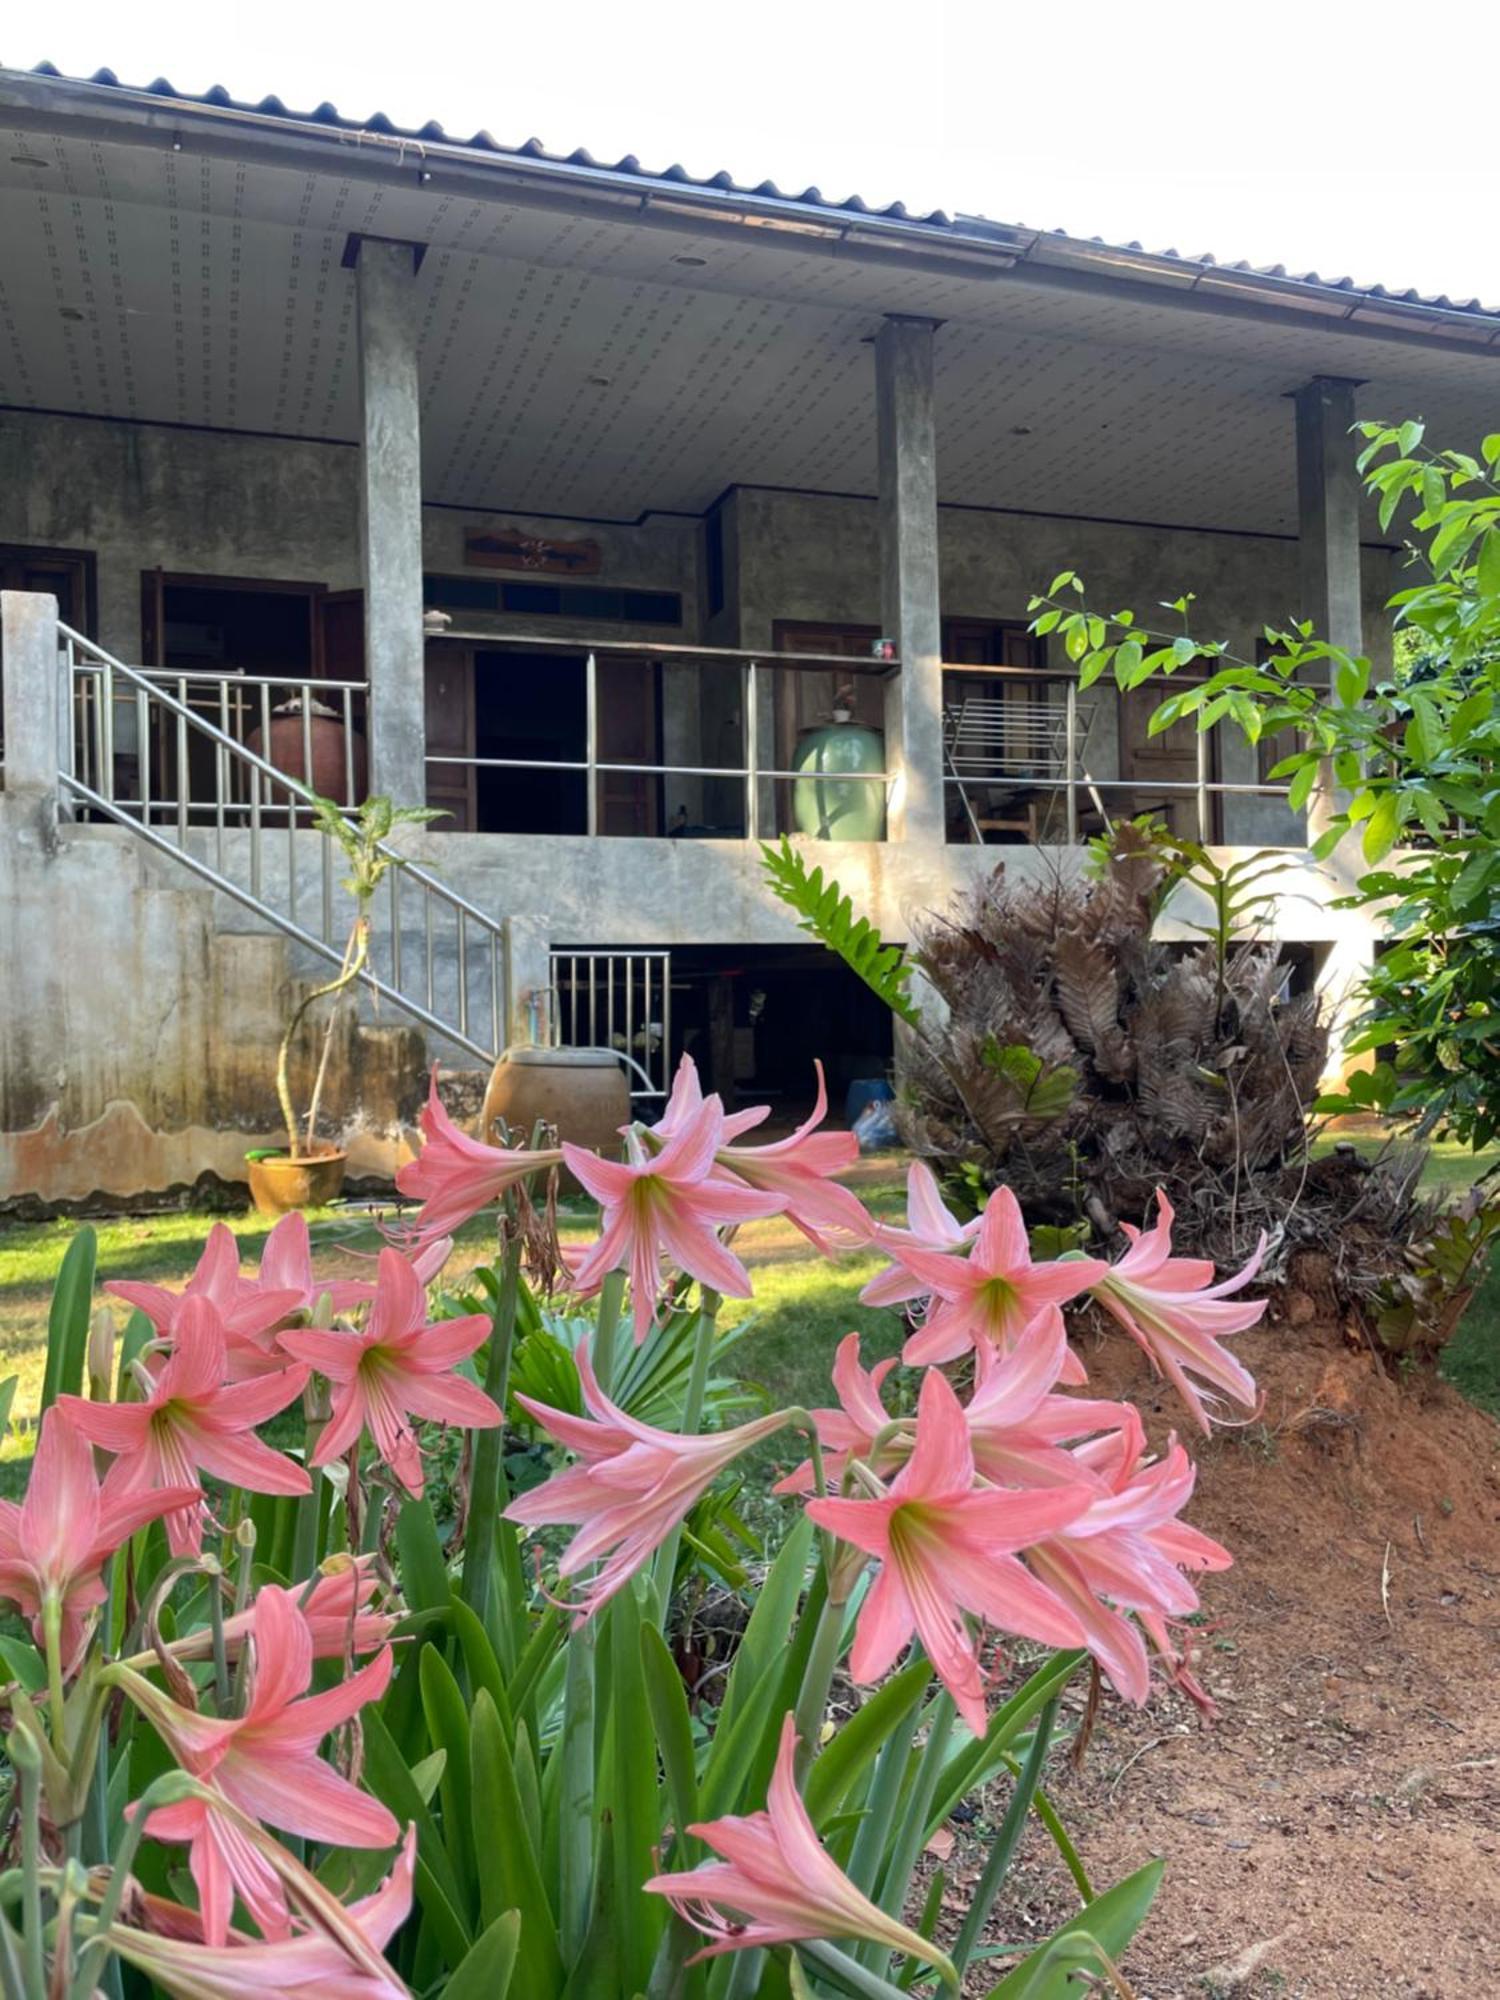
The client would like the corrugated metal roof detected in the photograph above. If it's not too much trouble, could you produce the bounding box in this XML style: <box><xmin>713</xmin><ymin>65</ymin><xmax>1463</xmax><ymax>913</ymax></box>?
<box><xmin>21</xmin><ymin>61</ymin><xmax>1500</xmax><ymax>320</ymax></box>
<box><xmin>26</xmin><ymin>61</ymin><xmax>954</xmax><ymax>223</ymax></box>
<box><xmin>996</xmin><ymin>222</ymin><xmax>1495</xmax><ymax>317</ymax></box>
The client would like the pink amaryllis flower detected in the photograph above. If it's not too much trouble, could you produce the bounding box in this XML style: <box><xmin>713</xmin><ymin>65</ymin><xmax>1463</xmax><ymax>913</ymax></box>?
<box><xmin>963</xmin><ymin>1306</ymin><xmax>1138</xmax><ymax>1489</ymax></box>
<box><xmin>255</xmin><ymin>1211</ymin><xmax>378</xmax><ymax>1321</ymax></box>
<box><xmin>877</xmin><ymin>1184</ymin><xmax>1107</xmax><ymax>1371</ymax></box>
<box><xmin>1022</xmin><ymin>1420</ymin><xmax>1231</xmax><ymax>1705</ymax></box>
<box><xmin>860</xmin><ymin>1159</ymin><xmax>983</xmax><ymax>1307</ymax></box>
<box><xmin>774</xmin><ymin>1312</ymin><xmax>1130</xmax><ymax>1500</ymax></box>
<box><xmin>60</xmin><ymin>1299</ymin><xmax>310</xmax><ymax>1556</ymax></box>
<box><xmin>772</xmin><ymin>1332</ymin><xmax>902</xmax><ymax>1494</ymax></box>
<box><xmin>505</xmin><ymin>1339</ymin><xmax>787</xmax><ymax>1622</ymax></box>
<box><xmin>807</xmin><ymin>1370</ymin><xmax>1093</xmax><ymax>1736</ymax></box>
<box><xmin>651</xmin><ymin>1055</ymin><xmax>872</xmax><ymax>1250</ymax></box>
<box><xmin>116</xmin><ymin>1585</ymin><xmax>398</xmax><ymax>1946</ymax></box>
<box><xmin>0</xmin><ymin>1409</ymin><xmax>198</xmax><ymax>1669</ymax></box>
<box><xmin>109</xmin><ymin>1221</ymin><xmax>307</xmax><ymax>1381</ymax></box>
<box><xmin>279</xmin><ymin>1247</ymin><xmax>499</xmax><ymax>1500</ymax></box>
<box><xmin>394</xmin><ymin>1070</ymin><xmax>563</xmax><ymax>1244</ymax></box>
<box><xmin>1089</xmin><ymin>1189</ymin><xmax>1264</xmax><ymax>1434</ymax></box>
<box><xmin>171</xmin><ymin>1556</ymin><xmax>394</xmax><ymax>1666</ymax></box>
<box><xmin>564</xmin><ymin>1096</ymin><xmax>783</xmax><ymax>1332</ymax></box>
<box><xmin>113</xmin><ymin>1828</ymin><xmax>415</xmax><ymax>1998</ymax></box>
<box><xmin>645</xmin><ymin>1713</ymin><xmax>955</xmax><ymax>1984</ymax></box>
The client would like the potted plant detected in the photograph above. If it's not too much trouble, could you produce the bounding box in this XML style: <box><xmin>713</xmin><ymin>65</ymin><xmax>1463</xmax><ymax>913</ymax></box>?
<box><xmin>790</xmin><ymin>679</ymin><xmax>886</xmax><ymax>840</ymax></box>
<box><xmin>246</xmin><ymin>794</ymin><xmax>443</xmax><ymax>1217</ymax></box>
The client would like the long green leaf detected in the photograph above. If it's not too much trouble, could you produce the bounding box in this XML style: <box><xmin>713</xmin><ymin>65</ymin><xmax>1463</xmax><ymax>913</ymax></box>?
<box><xmin>41</xmin><ymin>1226</ymin><xmax>96</xmax><ymax>1413</ymax></box>
<box><xmin>556</xmin><ymin>1621</ymin><xmax>597</xmax><ymax>1967</ymax></box>
<box><xmin>609</xmin><ymin>1585</ymin><xmax>663</xmax><ymax>1993</ymax></box>
<box><xmin>804</xmin><ymin>1659</ymin><xmax>930</xmax><ymax>1830</ymax></box>
<box><xmin>981</xmin><ymin>1860</ymin><xmax>1164</xmax><ymax>1998</ymax></box>
<box><xmin>640</xmin><ymin>1622</ymin><xmax>700</xmax><ymax>1861</ymax></box>
<box><xmin>925</xmin><ymin>1651</ymin><xmax>1083</xmax><ymax>1834</ymax></box>
<box><xmin>448</xmin><ymin>1594</ymin><xmax>515</xmax><ymax>1742</ymax></box>
<box><xmin>443</xmin><ymin>1911</ymin><xmax>522</xmax><ymax>2000</ymax></box>
<box><xmin>361</xmin><ymin>1706</ymin><xmax>471</xmax><ymax>1948</ymax></box>
<box><xmin>470</xmin><ymin>1689</ymin><xmax>564</xmax><ymax>1994</ymax></box>
<box><xmin>715</xmin><ymin>1515</ymin><xmax>813</xmax><ymax>1745</ymax></box>
<box><xmin>509</xmin><ymin>1605</ymin><xmax>565</xmax><ymax>1737</ymax></box>
<box><xmin>396</xmin><ymin>1498</ymin><xmax>452</xmax><ymax>1614</ymax></box>
<box><xmin>420</xmin><ymin>1645</ymin><xmax>478</xmax><ymax>1914</ymax></box>
<box><xmin>952</xmin><ymin>1697</ymin><xmax>1059</xmax><ymax>1975</ymax></box>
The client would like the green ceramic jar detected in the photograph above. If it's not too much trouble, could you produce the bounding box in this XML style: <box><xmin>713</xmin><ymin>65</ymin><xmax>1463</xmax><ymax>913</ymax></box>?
<box><xmin>790</xmin><ymin>720</ymin><xmax>887</xmax><ymax>840</ymax></box>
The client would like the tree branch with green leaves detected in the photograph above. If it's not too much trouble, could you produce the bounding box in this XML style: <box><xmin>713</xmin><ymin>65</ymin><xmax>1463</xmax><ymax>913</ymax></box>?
<box><xmin>1027</xmin><ymin>422</ymin><xmax>1500</xmax><ymax>1147</ymax></box>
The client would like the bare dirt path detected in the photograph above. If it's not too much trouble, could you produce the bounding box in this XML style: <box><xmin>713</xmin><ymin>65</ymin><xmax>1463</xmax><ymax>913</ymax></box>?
<box><xmin>955</xmin><ymin>1294</ymin><xmax>1500</xmax><ymax>1997</ymax></box>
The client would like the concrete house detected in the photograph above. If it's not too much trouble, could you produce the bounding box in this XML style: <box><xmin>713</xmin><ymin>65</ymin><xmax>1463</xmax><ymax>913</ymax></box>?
<box><xmin>2</xmin><ymin>62</ymin><xmax>1498</xmax><ymax>1203</ymax></box>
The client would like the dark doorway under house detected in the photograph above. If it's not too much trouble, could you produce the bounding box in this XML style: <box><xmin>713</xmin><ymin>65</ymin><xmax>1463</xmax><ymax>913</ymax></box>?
<box><xmin>665</xmin><ymin>945</ymin><xmax>893</xmax><ymax>1118</ymax></box>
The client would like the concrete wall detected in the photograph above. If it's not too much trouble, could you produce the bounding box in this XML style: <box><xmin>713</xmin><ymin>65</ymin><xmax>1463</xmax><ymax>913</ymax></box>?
<box><xmin>0</xmin><ymin>410</ymin><xmax>703</xmax><ymax>659</ymax></box>
<box><xmin>0</xmin><ymin>421</ymin><xmax>1400</xmax><ymax>1203</ymax></box>
<box><xmin>732</xmin><ymin>485</ymin><xmax>1396</xmax><ymax>848</ymax></box>
<box><xmin>0</xmin><ymin>806</ymin><xmax>426</xmax><ymax>1204</ymax></box>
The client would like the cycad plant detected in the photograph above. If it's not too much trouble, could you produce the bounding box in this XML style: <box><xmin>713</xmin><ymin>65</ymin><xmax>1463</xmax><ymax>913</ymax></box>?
<box><xmin>766</xmin><ymin>826</ymin><xmax>1328</xmax><ymax>1264</ymax></box>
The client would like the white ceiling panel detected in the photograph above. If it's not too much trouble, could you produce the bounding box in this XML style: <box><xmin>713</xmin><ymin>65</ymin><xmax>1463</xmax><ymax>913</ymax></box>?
<box><xmin>1</xmin><ymin>129</ymin><xmax>1498</xmax><ymax>534</ymax></box>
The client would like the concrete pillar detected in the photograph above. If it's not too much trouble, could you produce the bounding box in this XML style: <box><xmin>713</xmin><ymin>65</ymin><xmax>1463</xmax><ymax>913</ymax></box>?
<box><xmin>1294</xmin><ymin>376</ymin><xmax>1364</xmax><ymax>838</ymax></box>
<box><xmin>876</xmin><ymin>317</ymin><xmax>946</xmax><ymax>845</ymax></box>
<box><xmin>356</xmin><ymin>240</ymin><xmax>427</xmax><ymax>807</ymax></box>
<box><xmin>1</xmin><ymin>590</ymin><xmax>63</xmax><ymax>844</ymax></box>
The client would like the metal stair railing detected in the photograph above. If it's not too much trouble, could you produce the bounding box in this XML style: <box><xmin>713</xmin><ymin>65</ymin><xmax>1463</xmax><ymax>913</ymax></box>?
<box><xmin>59</xmin><ymin>623</ymin><xmax>506</xmax><ymax>1067</ymax></box>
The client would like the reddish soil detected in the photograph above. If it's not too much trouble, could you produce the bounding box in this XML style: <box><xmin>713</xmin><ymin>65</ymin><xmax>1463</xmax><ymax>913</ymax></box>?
<box><xmin>953</xmin><ymin>1267</ymin><xmax>1500</xmax><ymax>1997</ymax></box>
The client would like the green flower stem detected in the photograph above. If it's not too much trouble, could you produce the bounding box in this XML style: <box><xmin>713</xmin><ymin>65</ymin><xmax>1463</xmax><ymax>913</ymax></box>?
<box><xmin>950</xmin><ymin>1695</ymin><xmax>1061</xmax><ymax>1978</ymax></box>
<box><xmin>40</xmin><ymin>1595</ymin><xmax>67</xmax><ymax>1755</ymax></box>
<box><xmin>202</xmin><ymin>1562</ymin><xmax>229</xmax><ymax>1716</ymax></box>
<box><xmin>460</xmin><ymin>1213</ymin><xmax>525</xmax><ymax>1625</ymax></box>
<box><xmin>590</xmin><ymin>1269</ymin><xmax>627</xmax><ymax>1399</ymax></box>
<box><xmin>651</xmin><ymin>1289</ymin><xmax>720</xmax><ymax>1622</ymax></box>
<box><xmin>863</xmin><ymin>1690</ymin><xmax>954</xmax><ymax>1968</ymax></box>
<box><xmin>290</xmin><ymin>1411</ymin><xmax>324</xmax><ymax>1582</ymax></box>
<box><xmin>12</xmin><ymin>1732</ymin><xmax>44</xmax><ymax>2000</ymax></box>
<box><xmin>66</xmin><ymin>1773</ymin><xmax>196</xmax><ymax>2000</ymax></box>
<box><xmin>790</xmin><ymin>1586</ymin><xmax>847</xmax><ymax>1778</ymax></box>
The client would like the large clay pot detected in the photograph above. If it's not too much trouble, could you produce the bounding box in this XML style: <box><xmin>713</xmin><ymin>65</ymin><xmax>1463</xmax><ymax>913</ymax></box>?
<box><xmin>246</xmin><ymin>695</ymin><xmax>368</xmax><ymax>813</ymax></box>
<box><xmin>481</xmin><ymin>1048</ymin><xmax>629</xmax><ymax>1167</ymax></box>
<box><xmin>791</xmin><ymin>720</ymin><xmax>886</xmax><ymax>840</ymax></box>
<box><xmin>246</xmin><ymin>1145</ymin><xmax>348</xmax><ymax>1217</ymax></box>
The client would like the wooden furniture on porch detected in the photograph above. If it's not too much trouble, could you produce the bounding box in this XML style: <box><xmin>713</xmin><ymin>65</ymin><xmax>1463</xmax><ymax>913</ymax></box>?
<box><xmin>943</xmin><ymin>684</ymin><xmax>1100</xmax><ymax>844</ymax></box>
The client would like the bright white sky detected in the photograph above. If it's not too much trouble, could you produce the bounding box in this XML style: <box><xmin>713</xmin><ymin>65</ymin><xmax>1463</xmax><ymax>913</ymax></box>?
<box><xmin>10</xmin><ymin>0</ymin><xmax>1500</xmax><ymax>306</ymax></box>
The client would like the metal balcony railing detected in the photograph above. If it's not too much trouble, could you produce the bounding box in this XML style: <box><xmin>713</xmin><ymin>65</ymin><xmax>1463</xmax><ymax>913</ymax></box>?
<box><xmin>941</xmin><ymin>664</ymin><xmax>1295</xmax><ymax>845</ymax></box>
<box><xmin>422</xmin><ymin>633</ymin><xmax>895</xmax><ymax>840</ymax></box>
<box><xmin>60</xmin><ymin>625</ymin><xmax>507</xmax><ymax>1065</ymax></box>
<box><xmin>71</xmin><ymin>663</ymin><xmax>368</xmax><ymax>816</ymax></box>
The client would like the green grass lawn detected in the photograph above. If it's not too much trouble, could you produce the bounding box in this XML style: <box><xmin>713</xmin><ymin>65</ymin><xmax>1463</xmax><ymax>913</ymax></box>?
<box><xmin>5</xmin><ymin>1140</ymin><xmax>1500</xmax><ymax>1448</ymax></box>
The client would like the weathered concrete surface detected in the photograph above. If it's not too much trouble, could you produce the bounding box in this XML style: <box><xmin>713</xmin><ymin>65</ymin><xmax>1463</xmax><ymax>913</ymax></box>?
<box><xmin>876</xmin><ymin>318</ymin><xmax>945</xmax><ymax>844</ymax></box>
<box><xmin>0</xmin><ymin>590</ymin><xmax>62</xmax><ymax>845</ymax></box>
<box><xmin>0</xmin><ymin>810</ymin><xmax>427</xmax><ymax>1203</ymax></box>
<box><xmin>0</xmin><ymin>410</ymin><xmax>697</xmax><ymax>660</ymax></box>
<box><xmin>1296</xmin><ymin>376</ymin><xmax>1365</xmax><ymax>840</ymax></box>
<box><xmin>733</xmin><ymin>485</ymin><xmax>1395</xmax><ymax>848</ymax></box>
<box><xmin>358</xmin><ymin>241</ymin><xmax>427</xmax><ymax>804</ymax></box>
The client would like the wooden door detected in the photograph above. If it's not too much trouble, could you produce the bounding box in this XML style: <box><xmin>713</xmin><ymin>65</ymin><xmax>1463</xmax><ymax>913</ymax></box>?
<box><xmin>594</xmin><ymin>654</ymin><xmax>661</xmax><ymax>837</ymax></box>
<box><xmin>424</xmin><ymin>644</ymin><xmax>476</xmax><ymax>831</ymax></box>
<box><xmin>769</xmin><ymin>621</ymin><xmax>883</xmax><ymax>772</ymax></box>
<box><xmin>941</xmin><ymin>619</ymin><xmax>1041</xmax><ymax>671</ymax></box>
<box><xmin>318</xmin><ymin>590</ymin><xmax>365</xmax><ymax>680</ymax></box>
<box><xmin>0</xmin><ymin>546</ymin><xmax>94</xmax><ymax>633</ymax></box>
<box><xmin>1119</xmin><ymin>682</ymin><xmax>1217</xmax><ymax>838</ymax></box>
